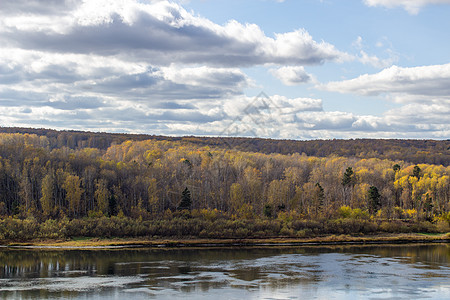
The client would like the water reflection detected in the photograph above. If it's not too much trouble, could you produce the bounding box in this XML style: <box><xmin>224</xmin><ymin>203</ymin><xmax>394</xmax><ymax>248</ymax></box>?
<box><xmin>0</xmin><ymin>244</ymin><xmax>449</xmax><ymax>299</ymax></box>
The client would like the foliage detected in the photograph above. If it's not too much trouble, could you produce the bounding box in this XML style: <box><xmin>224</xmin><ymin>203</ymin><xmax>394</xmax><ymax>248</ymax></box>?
<box><xmin>1</xmin><ymin>127</ymin><xmax>448</xmax><ymax>165</ymax></box>
<box><xmin>263</xmin><ymin>204</ymin><xmax>273</xmax><ymax>218</ymax></box>
<box><xmin>0</xmin><ymin>213</ymin><xmax>444</xmax><ymax>241</ymax></box>
<box><xmin>178</xmin><ymin>187</ymin><xmax>192</xmax><ymax>211</ymax></box>
<box><xmin>0</xmin><ymin>130</ymin><xmax>448</xmax><ymax>241</ymax></box>
<box><xmin>368</xmin><ymin>186</ymin><xmax>381</xmax><ymax>214</ymax></box>
<box><xmin>342</xmin><ymin>167</ymin><xmax>355</xmax><ymax>186</ymax></box>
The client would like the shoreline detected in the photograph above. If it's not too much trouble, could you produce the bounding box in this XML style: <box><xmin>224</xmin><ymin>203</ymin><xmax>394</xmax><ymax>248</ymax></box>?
<box><xmin>2</xmin><ymin>233</ymin><xmax>449</xmax><ymax>249</ymax></box>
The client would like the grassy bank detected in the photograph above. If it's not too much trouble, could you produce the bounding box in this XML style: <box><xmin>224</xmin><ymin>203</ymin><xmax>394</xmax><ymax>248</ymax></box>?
<box><xmin>2</xmin><ymin>212</ymin><xmax>449</xmax><ymax>248</ymax></box>
<box><xmin>4</xmin><ymin>233</ymin><xmax>449</xmax><ymax>249</ymax></box>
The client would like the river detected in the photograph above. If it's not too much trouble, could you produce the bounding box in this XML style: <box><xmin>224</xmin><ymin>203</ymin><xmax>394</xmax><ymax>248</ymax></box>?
<box><xmin>0</xmin><ymin>244</ymin><xmax>449</xmax><ymax>299</ymax></box>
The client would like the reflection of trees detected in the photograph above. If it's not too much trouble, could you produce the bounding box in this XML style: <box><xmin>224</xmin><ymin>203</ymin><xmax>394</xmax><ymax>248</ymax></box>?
<box><xmin>0</xmin><ymin>245</ymin><xmax>448</xmax><ymax>296</ymax></box>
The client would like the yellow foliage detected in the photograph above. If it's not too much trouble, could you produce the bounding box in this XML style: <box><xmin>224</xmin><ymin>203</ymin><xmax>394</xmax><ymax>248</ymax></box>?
<box><xmin>238</xmin><ymin>203</ymin><xmax>254</xmax><ymax>219</ymax></box>
<box><xmin>404</xmin><ymin>209</ymin><xmax>417</xmax><ymax>219</ymax></box>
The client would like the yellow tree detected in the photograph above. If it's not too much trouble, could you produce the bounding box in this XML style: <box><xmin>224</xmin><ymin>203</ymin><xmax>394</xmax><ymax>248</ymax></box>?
<box><xmin>352</xmin><ymin>183</ymin><xmax>370</xmax><ymax>209</ymax></box>
<box><xmin>229</xmin><ymin>182</ymin><xmax>244</xmax><ymax>213</ymax></box>
<box><xmin>267</xmin><ymin>179</ymin><xmax>290</xmax><ymax>212</ymax></box>
<box><xmin>63</xmin><ymin>175</ymin><xmax>84</xmax><ymax>217</ymax></box>
<box><xmin>243</xmin><ymin>166</ymin><xmax>262</xmax><ymax>208</ymax></box>
<box><xmin>302</xmin><ymin>181</ymin><xmax>324</xmax><ymax>218</ymax></box>
<box><xmin>40</xmin><ymin>173</ymin><xmax>55</xmax><ymax>216</ymax></box>
<box><xmin>94</xmin><ymin>179</ymin><xmax>110</xmax><ymax>215</ymax></box>
<box><xmin>147</xmin><ymin>178</ymin><xmax>159</xmax><ymax>214</ymax></box>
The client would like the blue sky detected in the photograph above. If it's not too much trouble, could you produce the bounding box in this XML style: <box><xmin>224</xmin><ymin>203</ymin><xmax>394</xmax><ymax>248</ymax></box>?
<box><xmin>0</xmin><ymin>0</ymin><xmax>449</xmax><ymax>139</ymax></box>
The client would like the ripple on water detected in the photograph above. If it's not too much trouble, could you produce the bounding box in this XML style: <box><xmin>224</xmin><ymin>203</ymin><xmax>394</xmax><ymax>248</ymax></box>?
<box><xmin>0</xmin><ymin>245</ymin><xmax>449</xmax><ymax>299</ymax></box>
<box><xmin>0</xmin><ymin>276</ymin><xmax>145</xmax><ymax>292</ymax></box>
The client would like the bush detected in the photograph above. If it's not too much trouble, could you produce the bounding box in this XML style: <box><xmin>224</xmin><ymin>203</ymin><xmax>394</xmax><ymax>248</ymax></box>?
<box><xmin>379</xmin><ymin>220</ymin><xmax>411</xmax><ymax>233</ymax></box>
<box><xmin>0</xmin><ymin>211</ymin><xmax>445</xmax><ymax>242</ymax></box>
<box><xmin>325</xmin><ymin>219</ymin><xmax>377</xmax><ymax>234</ymax></box>
<box><xmin>40</xmin><ymin>219</ymin><xmax>65</xmax><ymax>239</ymax></box>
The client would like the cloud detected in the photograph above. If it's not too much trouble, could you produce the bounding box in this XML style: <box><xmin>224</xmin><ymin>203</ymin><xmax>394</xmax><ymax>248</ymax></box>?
<box><xmin>363</xmin><ymin>0</ymin><xmax>450</xmax><ymax>14</ymax></box>
<box><xmin>161</xmin><ymin>66</ymin><xmax>248</xmax><ymax>89</ymax></box>
<box><xmin>353</xmin><ymin>36</ymin><xmax>364</xmax><ymax>49</ymax></box>
<box><xmin>223</xmin><ymin>95</ymin><xmax>323</xmax><ymax>118</ymax></box>
<box><xmin>270</xmin><ymin>66</ymin><xmax>312</xmax><ymax>85</ymax></box>
<box><xmin>359</xmin><ymin>52</ymin><xmax>385</xmax><ymax>69</ymax></box>
<box><xmin>0</xmin><ymin>47</ymin><xmax>250</xmax><ymax>100</ymax></box>
<box><xmin>358</xmin><ymin>50</ymin><xmax>397</xmax><ymax>69</ymax></box>
<box><xmin>321</xmin><ymin>63</ymin><xmax>450</xmax><ymax>100</ymax></box>
<box><xmin>0</xmin><ymin>86</ymin><xmax>447</xmax><ymax>138</ymax></box>
<box><xmin>385</xmin><ymin>102</ymin><xmax>450</xmax><ymax>125</ymax></box>
<box><xmin>316</xmin><ymin>63</ymin><xmax>450</xmax><ymax>138</ymax></box>
<box><xmin>0</xmin><ymin>0</ymin><xmax>348</xmax><ymax>67</ymax></box>
<box><xmin>0</xmin><ymin>0</ymin><xmax>354</xmax><ymax>138</ymax></box>
<box><xmin>0</xmin><ymin>0</ymin><xmax>79</xmax><ymax>14</ymax></box>
<box><xmin>351</xmin><ymin>36</ymin><xmax>398</xmax><ymax>68</ymax></box>
<box><xmin>0</xmin><ymin>0</ymin><xmax>447</xmax><ymax>139</ymax></box>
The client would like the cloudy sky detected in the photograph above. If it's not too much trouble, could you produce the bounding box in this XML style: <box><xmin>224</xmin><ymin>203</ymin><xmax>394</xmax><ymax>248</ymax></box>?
<box><xmin>0</xmin><ymin>0</ymin><xmax>449</xmax><ymax>139</ymax></box>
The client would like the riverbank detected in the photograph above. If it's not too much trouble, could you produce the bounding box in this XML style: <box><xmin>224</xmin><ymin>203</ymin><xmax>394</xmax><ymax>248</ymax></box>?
<box><xmin>3</xmin><ymin>233</ymin><xmax>449</xmax><ymax>249</ymax></box>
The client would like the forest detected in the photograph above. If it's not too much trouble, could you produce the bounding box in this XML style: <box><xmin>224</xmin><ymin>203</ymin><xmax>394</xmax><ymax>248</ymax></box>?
<box><xmin>0</xmin><ymin>129</ymin><xmax>449</xmax><ymax>241</ymax></box>
<box><xmin>1</xmin><ymin>127</ymin><xmax>448</xmax><ymax>165</ymax></box>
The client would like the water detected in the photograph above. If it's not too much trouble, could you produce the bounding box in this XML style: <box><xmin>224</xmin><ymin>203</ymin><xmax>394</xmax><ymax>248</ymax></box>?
<box><xmin>0</xmin><ymin>244</ymin><xmax>449</xmax><ymax>299</ymax></box>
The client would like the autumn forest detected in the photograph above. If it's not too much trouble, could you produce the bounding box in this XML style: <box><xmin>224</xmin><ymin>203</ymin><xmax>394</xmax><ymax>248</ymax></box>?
<box><xmin>0</xmin><ymin>128</ymin><xmax>449</xmax><ymax>241</ymax></box>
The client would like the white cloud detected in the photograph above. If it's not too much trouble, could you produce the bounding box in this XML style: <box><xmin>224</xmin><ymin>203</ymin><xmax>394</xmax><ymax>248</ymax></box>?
<box><xmin>0</xmin><ymin>0</ymin><xmax>448</xmax><ymax>139</ymax></box>
<box><xmin>358</xmin><ymin>50</ymin><xmax>397</xmax><ymax>68</ymax></box>
<box><xmin>317</xmin><ymin>63</ymin><xmax>450</xmax><ymax>138</ymax></box>
<box><xmin>0</xmin><ymin>0</ymin><xmax>354</xmax><ymax>138</ymax></box>
<box><xmin>351</xmin><ymin>36</ymin><xmax>398</xmax><ymax>68</ymax></box>
<box><xmin>0</xmin><ymin>0</ymin><xmax>348</xmax><ymax>67</ymax></box>
<box><xmin>223</xmin><ymin>95</ymin><xmax>323</xmax><ymax>118</ymax></box>
<box><xmin>0</xmin><ymin>0</ymin><xmax>79</xmax><ymax>15</ymax></box>
<box><xmin>161</xmin><ymin>66</ymin><xmax>248</xmax><ymax>89</ymax></box>
<box><xmin>385</xmin><ymin>102</ymin><xmax>450</xmax><ymax>124</ymax></box>
<box><xmin>270</xmin><ymin>66</ymin><xmax>312</xmax><ymax>85</ymax></box>
<box><xmin>363</xmin><ymin>0</ymin><xmax>450</xmax><ymax>14</ymax></box>
<box><xmin>321</xmin><ymin>63</ymin><xmax>450</xmax><ymax>99</ymax></box>
<box><xmin>353</xmin><ymin>36</ymin><xmax>364</xmax><ymax>49</ymax></box>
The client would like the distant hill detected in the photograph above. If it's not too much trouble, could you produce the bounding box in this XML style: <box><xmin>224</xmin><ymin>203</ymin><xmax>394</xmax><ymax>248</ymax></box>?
<box><xmin>1</xmin><ymin>127</ymin><xmax>448</xmax><ymax>166</ymax></box>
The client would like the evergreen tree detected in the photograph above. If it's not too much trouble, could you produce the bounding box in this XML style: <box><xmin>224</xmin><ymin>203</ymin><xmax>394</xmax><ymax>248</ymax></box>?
<box><xmin>342</xmin><ymin>167</ymin><xmax>354</xmax><ymax>186</ymax></box>
<box><xmin>315</xmin><ymin>182</ymin><xmax>324</xmax><ymax>209</ymax></box>
<box><xmin>179</xmin><ymin>187</ymin><xmax>192</xmax><ymax>211</ymax></box>
<box><xmin>413</xmin><ymin>165</ymin><xmax>421</xmax><ymax>179</ymax></box>
<box><xmin>263</xmin><ymin>204</ymin><xmax>273</xmax><ymax>218</ymax></box>
<box><xmin>342</xmin><ymin>167</ymin><xmax>354</xmax><ymax>205</ymax></box>
<box><xmin>368</xmin><ymin>186</ymin><xmax>381</xmax><ymax>214</ymax></box>
<box><xmin>423</xmin><ymin>193</ymin><xmax>433</xmax><ymax>221</ymax></box>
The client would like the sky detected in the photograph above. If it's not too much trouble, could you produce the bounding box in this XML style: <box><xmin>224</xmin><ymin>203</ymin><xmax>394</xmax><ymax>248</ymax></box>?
<box><xmin>0</xmin><ymin>0</ymin><xmax>449</xmax><ymax>140</ymax></box>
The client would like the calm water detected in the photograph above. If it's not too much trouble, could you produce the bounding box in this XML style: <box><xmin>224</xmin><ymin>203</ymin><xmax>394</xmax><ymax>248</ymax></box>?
<box><xmin>0</xmin><ymin>244</ymin><xmax>449</xmax><ymax>299</ymax></box>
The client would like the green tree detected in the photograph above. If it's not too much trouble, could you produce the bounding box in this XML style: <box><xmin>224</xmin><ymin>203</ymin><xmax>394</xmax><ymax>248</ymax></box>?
<box><xmin>423</xmin><ymin>193</ymin><xmax>433</xmax><ymax>221</ymax></box>
<box><xmin>342</xmin><ymin>167</ymin><xmax>354</xmax><ymax>205</ymax></box>
<box><xmin>342</xmin><ymin>167</ymin><xmax>354</xmax><ymax>186</ymax></box>
<box><xmin>368</xmin><ymin>185</ymin><xmax>381</xmax><ymax>215</ymax></box>
<box><xmin>315</xmin><ymin>182</ymin><xmax>325</xmax><ymax>208</ymax></box>
<box><xmin>263</xmin><ymin>204</ymin><xmax>273</xmax><ymax>218</ymax></box>
<box><xmin>413</xmin><ymin>165</ymin><xmax>421</xmax><ymax>179</ymax></box>
<box><xmin>178</xmin><ymin>187</ymin><xmax>192</xmax><ymax>211</ymax></box>
<box><xmin>311</xmin><ymin>182</ymin><xmax>325</xmax><ymax>216</ymax></box>
<box><xmin>393</xmin><ymin>164</ymin><xmax>401</xmax><ymax>173</ymax></box>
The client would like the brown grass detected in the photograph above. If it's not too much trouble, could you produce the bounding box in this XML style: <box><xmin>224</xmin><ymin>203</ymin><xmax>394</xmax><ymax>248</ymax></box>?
<box><xmin>4</xmin><ymin>232</ymin><xmax>449</xmax><ymax>249</ymax></box>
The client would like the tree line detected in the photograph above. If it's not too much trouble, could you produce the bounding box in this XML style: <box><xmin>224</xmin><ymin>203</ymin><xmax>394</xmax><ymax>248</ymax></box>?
<box><xmin>0</xmin><ymin>132</ymin><xmax>448</xmax><ymax>240</ymax></box>
<box><xmin>1</xmin><ymin>127</ymin><xmax>448</xmax><ymax>166</ymax></box>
